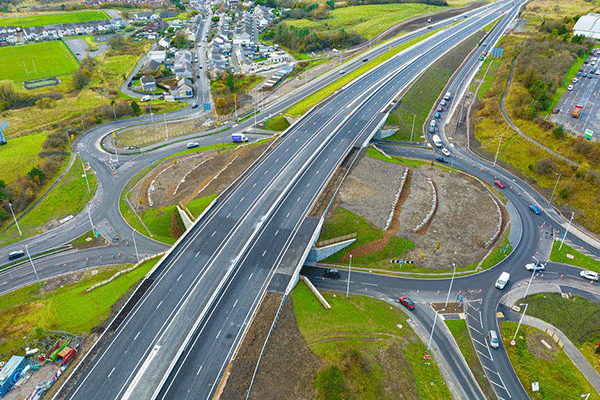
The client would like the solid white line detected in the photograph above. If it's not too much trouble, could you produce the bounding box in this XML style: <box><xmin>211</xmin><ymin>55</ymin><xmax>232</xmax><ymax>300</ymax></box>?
<box><xmin>488</xmin><ymin>378</ymin><xmax>507</xmax><ymax>389</ymax></box>
<box><xmin>472</xmin><ymin>337</ymin><xmax>486</xmax><ymax>347</ymax></box>
<box><xmin>475</xmin><ymin>349</ymin><xmax>492</xmax><ymax>361</ymax></box>
<box><xmin>196</xmin><ymin>366</ymin><xmax>203</xmax><ymax>376</ymax></box>
<box><xmin>469</xmin><ymin>326</ymin><xmax>483</xmax><ymax>336</ymax></box>
<box><xmin>497</xmin><ymin>373</ymin><xmax>510</xmax><ymax>397</ymax></box>
<box><xmin>156</xmin><ymin>301</ymin><xmax>163</xmax><ymax>309</ymax></box>
<box><xmin>134</xmin><ymin>332</ymin><xmax>140</xmax><ymax>341</ymax></box>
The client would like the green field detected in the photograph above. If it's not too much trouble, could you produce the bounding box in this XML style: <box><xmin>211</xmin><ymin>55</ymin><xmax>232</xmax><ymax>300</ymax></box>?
<box><xmin>0</xmin><ymin>258</ymin><xmax>157</xmax><ymax>358</ymax></box>
<box><xmin>292</xmin><ymin>282</ymin><xmax>452</xmax><ymax>399</ymax></box>
<box><xmin>0</xmin><ymin>131</ymin><xmax>46</xmax><ymax>186</ymax></box>
<box><xmin>549</xmin><ymin>240</ymin><xmax>600</xmax><ymax>272</ymax></box>
<box><xmin>0</xmin><ymin>154</ymin><xmax>98</xmax><ymax>246</ymax></box>
<box><xmin>0</xmin><ymin>10</ymin><xmax>109</xmax><ymax>28</ymax></box>
<box><xmin>0</xmin><ymin>41</ymin><xmax>79</xmax><ymax>82</ymax></box>
<box><xmin>285</xmin><ymin>4</ymin><xmax>442</xmax><ymax>40</ymax></box>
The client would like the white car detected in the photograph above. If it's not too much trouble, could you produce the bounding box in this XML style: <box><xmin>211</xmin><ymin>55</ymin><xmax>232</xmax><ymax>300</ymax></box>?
<box><xmin>525</xmin><ymin>262</ymin><xmax>545</xmax><ymax>271</ymax></box>
<box><xmin>567</xmin><ymin>85</ymin><xmax>574</xmax><ymax>91</ymax></box>
<box><xmin>572</xmin><ymin>77</ymin><xmax>578</xmax><ymax>83</ymax></box>
<box><xmin>580</xmin><ymin>270</ymin><xmax>600</xmax><ymax>281</ymax></box>
<box><xmin>441</xmin><ymin>148</ymin><xmax>451</xmax><ymax>157</ymax></box>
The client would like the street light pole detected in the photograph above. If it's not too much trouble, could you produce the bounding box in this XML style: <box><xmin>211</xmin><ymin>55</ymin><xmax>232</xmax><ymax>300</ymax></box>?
<box><xmin>493</xmin><ymin>137</ymin><xmax>501</xmax><ymax>167</ymax></box>
<box><xmin>445</xmin><ymin>262</ymin><xmax>456</xmax><ymax>307</ymax></box>
<box><xmin>132</xmin><ymin>229</ymin><xmax>140</xmax><ymax>264</ymax></box>
<box><xmin>511</xmin><ymin>303</ymin><xmax>529</xmax><ymax>343</ymax></box>
<box><xmin>8</xmin><ymin>202</ymin><xmax>22</xmax><ymax>236</ymax></box>
<box><xmin>25</xmin><ymin>245</ymin><xmax>41</xmax><ymax>287</ymax></box>
<box><xmin>523</xmin><ymin>260</ymin><xmax>537</xmax><ymax>299</ymax></box>
<box><xmin>79</xmin><ymin>153</ymin><xmax>90</xmax><ymax>193</ymax></box>
<box><xmin>87</xmin><ymin>202</ymin><xmax>94</xmax><ymax>231</ymax></box>
<box><xmin>346</xmin><ymin>254</ymin><xmax>352</xmax><ymax>299</ymax></box>
<box><xmin>559</xmin><ymin>211</ymin><xmax>574</xmax><ymax>251</ymax></box>
<box><xmin>164</xmin><ymin>114</ymin><xmax>169</xmax><ymax>140</ymax></box>
<box><xmin>549</xmin><ymin>172</ymin><xmax>562</xmax><ymax>205</ymax></box>
<box><xmin>427</xmin><ymin>308</ymin><xmax>445</xmax><ymax>350</ymax></box>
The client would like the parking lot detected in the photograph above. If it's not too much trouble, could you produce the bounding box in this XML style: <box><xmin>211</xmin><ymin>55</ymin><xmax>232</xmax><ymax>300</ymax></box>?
<box><xmin>550</xmin><ymin>52</ymin><xmax>600</xmax><ymax>141</ymax></box>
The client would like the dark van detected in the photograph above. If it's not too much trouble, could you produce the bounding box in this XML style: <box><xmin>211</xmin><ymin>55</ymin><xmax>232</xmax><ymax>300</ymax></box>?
<box><xmin>8</xmin><ymin>250</ymin><xmax>25</xmax><ymax>261</ymax></box>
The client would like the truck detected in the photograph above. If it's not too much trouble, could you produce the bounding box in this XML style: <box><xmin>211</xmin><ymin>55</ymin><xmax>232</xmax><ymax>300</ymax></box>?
<box><xmin>432</xmin><ymin>134</ymin><xmax>443</xmax><ymax>148</ymax></box>
<box><xmin>572</xmin><ymin>104</ymin><xmax>583</xmax><ymax>118</ymax></box>
<box><xmin>232</xmin><ymin>133</ymin><xmax>248</xmax><ymax>143</ymax></box>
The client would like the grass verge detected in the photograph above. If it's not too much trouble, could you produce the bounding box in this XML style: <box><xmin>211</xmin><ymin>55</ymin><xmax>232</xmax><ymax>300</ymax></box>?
<box><xmin>0</xmin><ymin>154</ymin><xmax>98</xmax><ymax>246</ymax></box>
<box><xmin>384</xmin><ymin>30</ymin><xmax>485</xmax><ymax>141</ymax></box>
<box><xmin>286</xmin><ymin>29</ymin><xmax>439</xmax><ymax>117</ymax></box>
<box><xmin>0</xmin><ymin>258</ymin><xmax>158</xmax><ymax>359</ymax></box>
<box><xmin>517</xmin><ymin>292</ymin><xmax>600</xmax><ymax>374</ymax></box>
<box><xmin>501</xmin><ymin>321</ymin><xmax>599</xmax><ymax>399</ymax></box>
<box><xmin>445</xmin><ymin>319</ymin><xmax>495</xmax><ymax>399</ymax></box>
<box><xmin>549</xmin><ymin>240</ymin><xmax>600</xmax><ymax>272</ymax></box>
<box><xmin>186</xmin><ymin>194</ymin><xmax>217</xmax><ymax>218</ymax></box>
<box><xmin>292</xmin><ymin>281</ymin><xmax>452</xmax><ymax>399</ymax></box>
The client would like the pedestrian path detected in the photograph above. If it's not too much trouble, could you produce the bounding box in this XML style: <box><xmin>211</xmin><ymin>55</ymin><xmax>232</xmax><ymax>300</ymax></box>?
<box><xmin>520</xmin><ymin>314</ymin><xmax>600</xmax><ymax>396</ymax></box>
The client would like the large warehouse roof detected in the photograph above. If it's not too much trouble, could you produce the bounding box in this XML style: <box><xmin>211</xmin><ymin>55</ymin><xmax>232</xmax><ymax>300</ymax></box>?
<box><xmin>574</xmin><ymin>13</ymin><xmax>600</xmax><ymax>40</ymax></box>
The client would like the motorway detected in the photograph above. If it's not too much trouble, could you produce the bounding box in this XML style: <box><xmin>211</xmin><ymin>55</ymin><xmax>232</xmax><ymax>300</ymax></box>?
<box><xmin>55</xmin><ymin>2</ymin><xmax>526</xmax><ymax>400</ymax></box>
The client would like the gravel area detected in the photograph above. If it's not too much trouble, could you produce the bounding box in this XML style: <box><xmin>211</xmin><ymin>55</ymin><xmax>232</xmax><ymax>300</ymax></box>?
<box><xmin>338</xmin><ymin>156</ymin><xmax>406</xmax><ymax>229</ymax></box>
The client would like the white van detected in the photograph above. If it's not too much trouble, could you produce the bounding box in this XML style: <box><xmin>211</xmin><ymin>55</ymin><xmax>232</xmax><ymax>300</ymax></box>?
<box><xmin>495</xmin><ymin>272</ymin><xmax>510</xmax><ymax>289</ymax></box>
<box><xmin>487</xmin><ymin>330</ymin><xmax>500</xmax><ymax>348</ymax></box>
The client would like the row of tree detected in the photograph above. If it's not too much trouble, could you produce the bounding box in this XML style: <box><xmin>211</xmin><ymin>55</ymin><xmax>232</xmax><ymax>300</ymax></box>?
<box><xmin>263</xmin><ymin>24</ymin><xmax>363</xmax><ymax>53</ymax></box>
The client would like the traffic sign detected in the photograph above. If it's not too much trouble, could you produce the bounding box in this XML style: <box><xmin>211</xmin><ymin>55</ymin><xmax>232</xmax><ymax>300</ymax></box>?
<box><xmin>510</xmin><ymin>340</ymin><xmax>516</xmax><ymax>346</ymax></box>
<box><xmin>585</xmin><ymin>129</ymin><xmax>593</xmax><ymax>140</ymax></box>
<box><xmin>93</xmin><ymin>228</ymin><xmax>100</xmax><ymax>238</ymax></box>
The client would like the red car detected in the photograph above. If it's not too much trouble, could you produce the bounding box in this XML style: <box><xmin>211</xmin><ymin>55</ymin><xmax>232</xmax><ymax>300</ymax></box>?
<box><xmin>579</xmin><ymin>68</ymin><xmax>584</xmax><ymax>72</ymax></box>
<box><xmin>398</xmin><ymin>296</ymin><xmax>415</xmax><ymax>310</ymax></box>
<box><xmin>552</xmin><ymin>108</ymin><xmax>560</xmax><ymax>114</ymax></box>
<box><xmin>436</xmin><ymin>107</ymin><xmax>443</xmax><ymax>112</ymax></box>
<box><xmin>494</xmin><ymin>179</ymin><xmax>505</xmax><ymax>189</ymax></box>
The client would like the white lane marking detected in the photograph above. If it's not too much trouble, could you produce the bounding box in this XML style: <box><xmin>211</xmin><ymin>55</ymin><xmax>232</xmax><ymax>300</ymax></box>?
<box><xmin>211</xmin><ymin>231</ymin><xmax>216</xmax><ymax>237</ymax></box>
<box><xmin>196</xmin><ymin>365</ymin><xmax>203</xmax><ymax>376</ymax></box>
<box><xmin>297</xmin><ymin>197</ymin><xmax>301</xmax><ymax>202</ymax></box>
<box><xmin>361</xmin><ymin>282</ymin><xmax>378</xmax><ymax>286</ymax></box>
<box><xmin>226</xmin><ymin>213</ymin><xmax>231</xmax><ymax>218</ymax></box>
<box><xmin>156</xmin><ymin>301</ymin><xmax>163</xmax><ymax>309</ymax></box>
<box><xmin>108</xmin><ymin>367</ymin><xmax>115</xmax><ymax>378</ymax></box>
<box><xmin>286</xmin><ymin>213</ymin><xmax>290</xmax><ymax>218</ymax></box>
<box><xmin>306</xmin><ymin>182</ymin><xmax>310</xmax><ymax>187</ymax></box>
<box><xmin>274</xmin><ymin>229</ymin><xmax>279</xmax><ymax>236</ymax></box>
<box><xmin>249</xmin><ymin>272</ymin><xmax>254</xmax><ymax>280</ymax></box>
<box><xmin>472</xmin><ymin>337</ymin><xmax>486</xmax><ymax>347</ymax></box>
<box><xmin>275</xmin><ymin>158</ymin><xmax>279</xmax><ymax>163</ymax></box>
<box><xmin>177</xmin><ymin>274</ymin><xmax>182</xmax><ymax>282</ymax></box>
<box><xmin>134</xmin><ymin>332</ymin><xmax>140</xmax><ymax>341</ymax></box>
<box><xmin>195</xmin><ymin>251</ymin><xmax>200</xmax><ymax>258</ymax></box>
<box><xmin>469</xmin><ymin>326</ymin><xmax>483</xmax><ymax>335</ymax></box>
<box><xmin>216</xmin><ymin>330</ymin><xmax>221</xmax><ymax>339</ymax></box>
<box><xmin>233</xmin><ymin>299</ymin><xmax>238</xmax><ymax>308</ymax></box>
<box><xmin>240</xmin><ymin>197</ymin><xmax>245</xmax><ymax>202</ymax></box>
<box><xmin>497</xmin><ymin>371</ymin><xmax>510</xmax><ymax>397</ymax></box>
<box><xmin>252</xmin><ymin>183</ymin><xmax>256</xmax><ymax>187</ymax></box>
<box><xmin>262</xmin><ymin>250</ymin><xmax>266</xmax><ymax>256</ymax></box>
<box><xmin>475</xmin><ymin>349</ymin><xmax>492</xmax><ymax>361</ymax></box>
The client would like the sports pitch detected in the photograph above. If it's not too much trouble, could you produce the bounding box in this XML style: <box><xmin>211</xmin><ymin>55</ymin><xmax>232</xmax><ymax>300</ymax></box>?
<box><xmin>0</xmin><ymin>10</ymin><xmax>110</xmax><ymax>28</ymax></box>
<box><xmin>0</xmin><ymin>41</ymin><xmax>80</xmax><ymax>82</ymax></box>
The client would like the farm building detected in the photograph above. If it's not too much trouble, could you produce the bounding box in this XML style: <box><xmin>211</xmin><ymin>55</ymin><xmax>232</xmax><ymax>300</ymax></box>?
<box><xmin>574</xmin><ymin>14</ymin><xmax>600</xmax><ymax>40</ymax></box>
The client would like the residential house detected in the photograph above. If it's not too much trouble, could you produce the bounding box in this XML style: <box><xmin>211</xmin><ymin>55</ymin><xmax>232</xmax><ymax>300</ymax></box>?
<box><xmin>160</xmin><ymin>10</ymin><xmax>177</xmax><ymax>19</ymax></box>
<box><xmin>145</xmin><ymin>18</ymin><xmax>165</xmax><ymax>33</ymax></box>
<box><xmin>148</xmin><ymin>50</ymin><xmax>167</xmax><ymax>63</ymax></box>
<box><xmin>140</xmin><ymin>75</ymin><xmax>157</xmax><ymax>92</ymax></box>
<box><xmin>142</xmin><ymin>59</ymin><xmax>160</xmax><ymax>74</ymax></box>
<box><xmin>135</xmin><ymin>12</ymin><xmax>154</xmax><ymax>21</ymax></box>
<box><xmin>174</xmin><ymin>77</ymin><xmax>193</xmax><ymax>98</ymax></box>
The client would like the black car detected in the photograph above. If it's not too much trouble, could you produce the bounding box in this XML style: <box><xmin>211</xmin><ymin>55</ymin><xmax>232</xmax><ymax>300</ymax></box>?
<box><xmin>191</xmin><ymin>103</ymin><xmax>199</xmax><ymax>109</ymax></box>
<box><xmin>323</xmin><ymin>268</ymin><xmax>341</xmax><ymax>279</ymax></box>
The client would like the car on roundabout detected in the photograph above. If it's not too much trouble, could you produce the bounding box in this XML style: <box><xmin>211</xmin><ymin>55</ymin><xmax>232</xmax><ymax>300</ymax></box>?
<box><xmin>398</xmin><ymin>296</ymin><xmax>415</xmax><ymax>310</ymax></box>
<box><xmin>580</xmin><ymin>270</ymin><xmax>600</xmax><ymax>281</ymax></box>
<box><xmin>525</xmin><ymin>262</ymin><xmax>545</xmax><ymax>271</ymax></box>
<box><xmin>323</xmin><ymin>268</ymin><xmax>341</xmax><ymax>279</ymax></box>
<box><xmin>494</xmin><ymin>179</ymin><xmax>505</xmax><ymax>189</ymax></box>
<box><xmin>529</xmin><ymin>204</ymin><xmax>541</xmax><ymax>215</ymax></box>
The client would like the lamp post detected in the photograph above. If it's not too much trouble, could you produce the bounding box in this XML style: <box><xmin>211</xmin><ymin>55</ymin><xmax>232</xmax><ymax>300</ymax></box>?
<box><xmin>132</xmin><ymin>229</ymin><xmax>140</xmax><ymax>264</ymax></box>
<box><xmin>549</xmin><ymin>172</ymin><xmax>562</xmax><ymax>205</ymax></box>
<box><xmin>445</xmin><ymin>262</ymin><xmax>456</xmax><ymax>307</ymax></box>
<box><xmin>79</xmin><ymin>153</ymin><xmax>91</xmax><ymax>194</ymax></box>
<box><xmin>511</xmin><ymin>303</ymin><xmax>529</xmax><ymax>345</ymax></box>
<box><xmin>493</xmin><ymin>137</ymin><xmax>501</xmax><ymax>167</ymax></box>
<box><xmin>427</xmin><ymin>308</ymin><xmax>445</xmax><ymax>350</ymax></box>
<box><xmin>523</xmin><ymin>258</ymin><xmax>538</xmax><ymax>299</ymax></box>
<box><xmin>87</xmin><ymin>202</ymin><xmax>94</xmax><ymax>231</ymax></box>
<box><xmin>559</xmin><ymin>211</ymin><xmax>574</xmax><ymax>251</ymax></box>
<box><xmin>8</xmin><ymin>202</ymin><xmax>22</xmax><ymax>236</ymax></box>
<box><xmin>346</xmin><ymin>254</ymin><xmax>352</xmax><ymax>299</ymax></box>
<box><xmin>25</xmin><ymin>245</ymin><xmax>41</xmax><ymax>286</ymax></box>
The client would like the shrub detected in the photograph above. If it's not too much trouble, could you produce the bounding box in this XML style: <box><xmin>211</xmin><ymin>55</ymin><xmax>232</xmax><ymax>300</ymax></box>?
<box><xmin>535</xmin><ymin>158</ymin><xmax>556</xmax><ymax>175</ymax></box>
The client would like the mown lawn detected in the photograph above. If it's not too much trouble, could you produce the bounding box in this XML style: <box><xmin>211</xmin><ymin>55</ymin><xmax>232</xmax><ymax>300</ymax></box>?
<box><xmin>0</xmin><ymin>131</ymin><xmax>46</xmax><ymax>186</ymax></box>
<box><xmin>549</xmin><ymin>240</ymin><xmax>600</xmax><ymax>272</ymax></box>
<box><xmin>0</xmin><ymin>258</ymin><xmax>157</xmax><ymax>358</ymax></box>
<box><xmin>501</xmin><ymin>321</ymin><xmax>599</xmax><ymax>399</ymax></box>
<box><xmin>186</xmin><ymin>194</ymin><xmax>217</xmax><ymax>218</ymax></box>
<box><xmin>292</xmin><ymin>281</ymin><xmax>452</xmax><ymax>399</ymax></box>
<box><xmin>0</xmin><ymin>41</ymin><xmax>79</xmax><ymax>82</ymax></box>
<box><xmin>0</xmin><ymin>10</ymin><xmax>109</xmax><ymax>28</ymax></box>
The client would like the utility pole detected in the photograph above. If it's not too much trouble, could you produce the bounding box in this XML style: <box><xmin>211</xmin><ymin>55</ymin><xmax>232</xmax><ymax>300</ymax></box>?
<box><xmin>346</xmin><ymin>255</ymin><xmax>352</xmax><ymax>299</ymax></box>
<box><xmin>87</xmin><ymin>202</ymin><xmax>94</xmax><ymax>231</ymax></box>
<box><xmin>8</xmin><ymin>202</ymin><xmax>22</xmax><ymax>236</ymax></box>
<box><xmin>511</xmin><ymin>303</ymin><xmax>529</xmax><ymax>345</ymax></box>
<box><xmin>80</xmin><ymin>117</ymin><xmax>85</xmax><ymax>132</ymax></box>
<box><xmin>523</xmin><ymin>258</ymin><xmax>538</xmax><ymax>299</ymax></box>
<box><xmin>234</xmin><ymin>94</ymin><xmax>238</xmax><ymax>121</ymax></box>
<box><xmin>132</xmin><ymin>229</ymin><xmax>140</xmax><ymax>264</ymax></box>
<box><xmin>427</xmin><ymin>308</ymin><xmax>445</xmax><ymax>350</ymax></box>
<box><xmin>493</xmin><ymin>137</ymin><xmax>501</xmax><ymax>167</ymax></box>
<box><xmin>549</xmin><ymin>172</ymin><xmax>562</xmax><ymax>205</ymax></box>
<box><xmin>25</xmin><ymin>245</ymin><xmax>42</xmax><ymax>287</ymax></box>
<box><xmin>164</xmin><ymin>114</ymin><xmax>169</xmax><ymax>140</ymax></box>
<box><xmin>559</xmin><ymin>211</ymin><xmax>574</xmax><ymax>250</ymax></box>
<box><xmin>79</xmin><ymin>153</ymin><xmax>91</xmax><ymax>194</ymax></box>
<box><xmin>445</xmin><ymin>262</ymin><xmax>456</xmax><ymax>307</ymax></box>
<box><xmin>66</xmin><ymin>131</ymin><xmax>72</xmax><ymax>150</ymax></box>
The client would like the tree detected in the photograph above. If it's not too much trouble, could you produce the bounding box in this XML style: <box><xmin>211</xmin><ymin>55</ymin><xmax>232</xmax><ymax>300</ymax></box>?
<box><xmin>72</xmin><ymin>70</ymin><xmax>90</xmax><ymax>90</ymax></box>
<box><xmin>131</xmin><ymin>100</ymin><xmax>141</xmax><ymax>115</ymax></box>
<box><xmin>27</xmin><ymin>167</ymin><xmax>46</xmax><ymax>185</ymax></box>
<box><xmin>225</xmin><ymin>73</ymin><xmax>235</xmax><ymax>91</ymax></box>
<box><xmin>108</xmin><ymin>34</ymin><xmax>126</xmax><ymax>50</ymax></box>
<box><xmin>326</xmin><ymin>0</ymin><xmax>334</xmax><ymax>9</ymax></box>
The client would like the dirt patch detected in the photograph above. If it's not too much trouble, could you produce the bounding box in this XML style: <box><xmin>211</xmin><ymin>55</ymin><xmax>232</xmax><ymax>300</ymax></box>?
<box><xmin>41</xmin><ymin>270</ymin><xmax>87</xmax><ymax>292</ymax></box>
<box><xmin>129</xmin><ymin>141</ymin><xmax>271</xmax><ymax>211</ymax></box>
<box><xmin>525</xmin><ymin>330</ymin><xmax>558</xmax><ymax>362</ymax></box>
<box><xmin>219</xmin><ymin>293</ymin><xmax>321</xmax><ymax>400</ymax></box>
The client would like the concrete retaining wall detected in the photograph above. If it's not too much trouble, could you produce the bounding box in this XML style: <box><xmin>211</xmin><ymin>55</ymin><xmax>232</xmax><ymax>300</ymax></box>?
<box><xmin>305</xmin><ymin>238</ymin><xmax>356</xmax><ymax>266</ymax></box>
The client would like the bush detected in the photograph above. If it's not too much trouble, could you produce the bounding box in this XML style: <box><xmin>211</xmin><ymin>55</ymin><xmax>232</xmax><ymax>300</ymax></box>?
<box><xmin>573</xmin><ymin>137</ymin><xmax>592</xmax><ymax>155</ymax></box>
<box><xmin>535</xmin><ymin>158</ymin><xmax>556</xmax><ymax>175</ymax></box>
<box><xmin>72</xmin><ymin>70</ymin><xmax>91</xmax><ymax>90</ymax></box>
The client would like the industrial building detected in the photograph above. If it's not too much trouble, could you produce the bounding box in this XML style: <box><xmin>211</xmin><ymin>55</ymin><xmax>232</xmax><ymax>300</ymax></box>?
<box><xmin>574</xmin><ymin>13</ymin><xmax>600</xmax><ymax>40</ymax></box>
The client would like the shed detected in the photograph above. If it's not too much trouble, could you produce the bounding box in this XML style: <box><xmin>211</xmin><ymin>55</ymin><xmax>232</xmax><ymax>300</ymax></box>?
<box><xmin>0</xmin><ymin>356</ymin><xmax>27</xmax><ymax>397</ymax></box>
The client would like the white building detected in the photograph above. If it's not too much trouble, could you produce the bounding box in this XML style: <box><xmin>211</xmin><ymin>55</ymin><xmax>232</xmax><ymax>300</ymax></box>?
<box><xmin>574</xmin><ymin>14</ymin><xmax>600</xmax><ymax>40</ymax></box>
<box><xmin>148</xmin><ymin>50</ymin><xmax>167</xmax><ymax>63</ymax></box>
